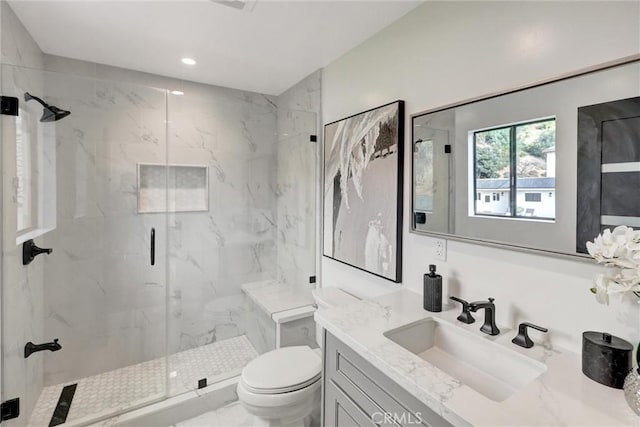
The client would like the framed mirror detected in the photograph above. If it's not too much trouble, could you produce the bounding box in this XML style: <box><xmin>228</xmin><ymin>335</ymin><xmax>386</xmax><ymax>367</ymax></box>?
<box><xmin>411</xmin><ymin>55</ymin><xmax>640</xmax><ymax>259</ymax></box>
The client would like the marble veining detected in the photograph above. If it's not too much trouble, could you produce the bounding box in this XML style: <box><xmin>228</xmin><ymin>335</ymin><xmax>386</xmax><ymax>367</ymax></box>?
<box><xmin>274</xmin><ymin>71</ymin><xmax>321</xmax><ymax>290</ymax></box>
<box><xmin>242</xmin><ymin>279</ymin><xmax>314</xmax><ymax>316</ymax></box>
<box><xmin>315</xmin><ymin>290</ymin><xmax>638</xmax><ymax>426</ymax></box>
<box><xmin>243</xmin><ymin>297</ymin><xmax>277</xmax><ymax>355</ymax></box>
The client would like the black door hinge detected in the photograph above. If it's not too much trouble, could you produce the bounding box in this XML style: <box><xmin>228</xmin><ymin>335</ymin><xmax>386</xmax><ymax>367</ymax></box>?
<box><xmin>310</xmin><ymin>135</ymin><xmax>317</xmax><ymax>143</ymax></box>
<box><xmin>0</xmin><ymin>96</ymin><xmax>19</xmax><ymax>116</ymax></box>
<box><xmin>1</xmin><ymin>398</ymin><xmax>20</xmax><ymax>422</ymax></box>
<box><xmin>309</xmin><ymin>275</ymin><xmax>316</xmax><ymax>284</ymax></box>
<box><xmin>444</xmin><ymin>144</ymin><xmax>451</xmax><ymax>154</ymax></box>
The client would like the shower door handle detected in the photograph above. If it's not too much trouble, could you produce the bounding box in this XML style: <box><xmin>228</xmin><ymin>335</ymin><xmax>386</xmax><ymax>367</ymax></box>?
<box><xmin>150</xmin><ymin>227</ymin><xmax>155</xmax><ymax>266</ymax></box>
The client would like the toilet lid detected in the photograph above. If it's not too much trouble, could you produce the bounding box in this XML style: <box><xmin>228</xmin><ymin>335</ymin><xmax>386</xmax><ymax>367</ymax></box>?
<box><xmin>241</xmin><ymin>346</ymin><xmax>322</xmax><ymax>394</ymax></box>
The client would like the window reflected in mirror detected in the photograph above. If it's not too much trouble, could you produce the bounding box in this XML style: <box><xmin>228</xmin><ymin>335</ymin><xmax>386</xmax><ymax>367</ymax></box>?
<box><xmin>473</xmin><ymin>126</ymin><xmax>511</xmax><ymax>217</ymax></box>
<box><xmin>411</xmin><ymin>56</ymin><xmax>639</xmax><ymax>257</ymax></box>
<box><xmin>472</xmin><ymin>118</ymin><xmax>556</xmax><ymax>220</ymax></box>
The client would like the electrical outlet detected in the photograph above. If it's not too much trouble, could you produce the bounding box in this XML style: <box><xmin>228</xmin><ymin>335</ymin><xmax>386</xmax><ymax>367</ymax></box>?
<box><xmin>435</xmin><ymin>238</ymin><xmax>447</xmax><ymax>261</ymax></box>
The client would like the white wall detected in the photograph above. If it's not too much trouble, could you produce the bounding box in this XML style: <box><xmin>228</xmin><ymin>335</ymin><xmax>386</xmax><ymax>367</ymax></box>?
<box><xmin>322</xmin><ymin>1</ymin><xmax>640</xmax><ymax>352</ymax></box>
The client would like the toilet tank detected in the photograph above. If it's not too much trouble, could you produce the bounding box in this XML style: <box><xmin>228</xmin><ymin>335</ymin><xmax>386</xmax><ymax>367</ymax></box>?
<box><xmin>312</xmin><ymin>288</ymin><xmax>360</xmax><ymax>347</ymax></box>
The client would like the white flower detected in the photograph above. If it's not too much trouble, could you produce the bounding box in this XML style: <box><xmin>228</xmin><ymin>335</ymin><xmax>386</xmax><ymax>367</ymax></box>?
<box><xmin>587</xmin><ymin>226</ymin><xmax>640</xmax><ymax>304</ymax></box>
<box><xmin>591</xmin><ymin>273</ymin><xmax>611</xmax><ymax>305</ymax></box>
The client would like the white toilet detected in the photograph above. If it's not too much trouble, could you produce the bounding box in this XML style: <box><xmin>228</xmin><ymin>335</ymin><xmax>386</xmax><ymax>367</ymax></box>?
<box><xmin>237</xmin><ymin>288</ymin><xmax>359</xmax><ymax>427</ymax></box>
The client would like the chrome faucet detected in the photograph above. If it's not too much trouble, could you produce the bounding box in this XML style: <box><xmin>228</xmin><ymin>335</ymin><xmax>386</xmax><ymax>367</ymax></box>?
<box><xmin>468</xmin><ymin>298</ymin><xmax>500</xmax><ymax>336</ymax></box>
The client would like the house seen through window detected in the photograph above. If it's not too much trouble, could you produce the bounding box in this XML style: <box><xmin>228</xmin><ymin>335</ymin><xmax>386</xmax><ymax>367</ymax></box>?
<box><xmin>473</xmin><ymin>118</ymin><xmax>556</xmax><ymax>220</ymax></box>
<box><xmin>524</xmin><ymin>192</ymin><xmax>542</xmax><ymax>202</ymax></box>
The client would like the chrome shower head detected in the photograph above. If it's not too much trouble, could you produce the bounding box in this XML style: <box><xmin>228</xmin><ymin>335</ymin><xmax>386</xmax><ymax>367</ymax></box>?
<box><xmin>24</xmin><ymin>92</ymin><xmax>71</xmax><ymax>122</ymax></box>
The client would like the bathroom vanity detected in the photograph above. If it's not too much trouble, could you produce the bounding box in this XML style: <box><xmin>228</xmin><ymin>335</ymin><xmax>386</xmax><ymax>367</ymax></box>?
<box><xmin>316</xmin><ymin>290</ymin><xmax>637</xmax><ymax>426</ymax></box>
<box><xmin>323</xmin><ymin>332</ymin><xmax>450</xmax><ymax>426</ymax></box>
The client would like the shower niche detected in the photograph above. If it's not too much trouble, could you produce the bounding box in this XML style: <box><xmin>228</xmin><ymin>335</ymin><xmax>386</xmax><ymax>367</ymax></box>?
<box><xmin>137</xmin><ymin>163</ymin><xmax>209</xmax><ymax>213</ymax></box>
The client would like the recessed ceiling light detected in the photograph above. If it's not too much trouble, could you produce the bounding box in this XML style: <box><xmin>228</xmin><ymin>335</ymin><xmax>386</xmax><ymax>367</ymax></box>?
<box><xmin>181</xmin><ymin>58</ymin><xmax>196</xmax><ymax>66</ymax></box>
<box><xmin>171</xmin><ymin>90</ymin><xmax>184</xmax><ymax>96</ymax></box>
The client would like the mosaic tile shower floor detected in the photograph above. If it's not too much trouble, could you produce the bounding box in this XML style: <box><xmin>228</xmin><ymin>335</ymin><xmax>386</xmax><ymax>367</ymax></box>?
<box><xmin>28</xmin><ymin>335</ymin><xmax>258</xmax><ymax>427</ymax></box>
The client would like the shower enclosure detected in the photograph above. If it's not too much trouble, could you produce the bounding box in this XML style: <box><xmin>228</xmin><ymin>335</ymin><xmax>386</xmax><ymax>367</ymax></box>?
<box><xmin>0</xmin><ymin>64</ymin><xmax>318</xmax><ymax>426</ymax></box>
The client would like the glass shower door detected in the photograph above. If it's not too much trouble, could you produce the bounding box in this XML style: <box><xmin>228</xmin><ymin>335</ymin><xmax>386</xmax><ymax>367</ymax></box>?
<box><xmin>164</xmin><ymin>90</ymin><xmax>319</xmax><ymax>396</ymax></box>
<box><xmin>276</xmin><ymin>109</ymin><xmax>319</xmax><ymax>292</ymax></box>
<box><xmin>1</xmin><ymin>65</ymin><xmax>169</xmax><ymax>426</ymax></box>
<box><xmin>164</xmin><ymin>88</ymin><xmax>270</xmax><ymax>396</ymax></box>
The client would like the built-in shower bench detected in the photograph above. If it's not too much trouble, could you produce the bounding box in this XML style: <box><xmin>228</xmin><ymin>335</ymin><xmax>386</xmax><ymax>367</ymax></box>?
<box><xmin>241</xmin><ymin>280</ymin><xmax>317</xmax><ymax>352</ymax></box>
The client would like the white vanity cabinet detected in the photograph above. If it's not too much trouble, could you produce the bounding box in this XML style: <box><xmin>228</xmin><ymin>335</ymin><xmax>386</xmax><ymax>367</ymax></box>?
<box><xmin>322</xmin><ymin>332</ymin><xmax>452</xmax><ymax>427</ymax></box>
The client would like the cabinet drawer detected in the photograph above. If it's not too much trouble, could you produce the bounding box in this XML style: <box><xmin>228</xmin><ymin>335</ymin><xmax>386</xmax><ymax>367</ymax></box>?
<box><xmin>323</xmin><ymin>332</ymin><xmax>451</xmax><ymax>427</ymax></box>
<box><xmin>325</xmin><ymin>380</ymin><xmax>376</xmax><ymax>427</ymax></box>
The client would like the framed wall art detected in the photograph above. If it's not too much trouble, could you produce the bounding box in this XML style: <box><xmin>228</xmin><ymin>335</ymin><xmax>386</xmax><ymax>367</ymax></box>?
<box><xmin>323</xmin><ymin>100</ymin><xmax>404</xmax><ymax>283</ymax></box>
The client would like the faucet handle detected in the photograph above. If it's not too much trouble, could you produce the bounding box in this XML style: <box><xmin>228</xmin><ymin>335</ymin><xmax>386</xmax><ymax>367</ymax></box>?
<box><xmin>22</xmin><ymin>239</ymin><xmax>53</xmax><ymax>265</ymax></box>
<box><xmin>488</xmin><ymin>297</ymin><xmax>495</xmax><ymax>303</ymax></box>
<box><xmin>512</xmin><ymin>322</ymin><xmax>548</xmax><ymax>348</ymax></box>
<box><xmin>449</xmin><ymin>296</ymin><xmax>475</xmax><ymax>324</ymax></box>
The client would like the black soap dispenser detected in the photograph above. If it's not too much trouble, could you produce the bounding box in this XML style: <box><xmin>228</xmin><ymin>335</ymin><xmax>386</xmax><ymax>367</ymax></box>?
<box><xmin>423</xmin><ymin>264</ymin><xmax>442</xmax><ymax>312</ymax></box>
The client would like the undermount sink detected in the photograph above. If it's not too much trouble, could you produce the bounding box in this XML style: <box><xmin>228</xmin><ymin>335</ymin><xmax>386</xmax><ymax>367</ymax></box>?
<box><xmin>383</xmin><ymin>318</ymin><xmax>547</xmax><ymax>401</ymax></box>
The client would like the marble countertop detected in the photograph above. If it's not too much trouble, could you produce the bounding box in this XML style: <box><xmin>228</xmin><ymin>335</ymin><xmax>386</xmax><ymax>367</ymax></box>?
<box><xmin>241</xmin><ymin>280</ymin><xmax>314</xmax><ymax>316</ymax></box>
<box><xmin>314</xmin><ymin>289</ymin><xmax>638</xmax><ymax>426</ymax></box>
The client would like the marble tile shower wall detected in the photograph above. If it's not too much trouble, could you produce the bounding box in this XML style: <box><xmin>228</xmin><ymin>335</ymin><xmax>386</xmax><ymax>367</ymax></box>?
<box><xmin>39</xmin><ymin>73</ymin><xmax>280</xmax><ymax>385</ymax></box>
<box><xmin>0</xmin><ymin>2</ymin><xmax>47</xmax><ymax>424</ymax></box>
<box><xmin>41</xmin><ymin>76</ymin><xmax>170</xmax><ymax>385</ymax></box>
<box><xmin>275</xmin><ymin>71</ymin><xmax>321</xmax><ymax>290</ymax></box>
<box><xmin>166</xmin><ymin>88</ymin><xmax>278</xmax><ymax>354</ymax></box>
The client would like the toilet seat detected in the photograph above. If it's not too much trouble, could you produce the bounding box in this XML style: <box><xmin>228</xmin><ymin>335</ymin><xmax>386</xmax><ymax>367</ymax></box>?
<box><xmin>241</xmin><ymin>373</ymin><xmax>321</xmax><ymax>394</ymax></box>
<box><xmin>241</xmin><ymin>346</ymin><xmax>322</xmax><ymax>394</ymax></box>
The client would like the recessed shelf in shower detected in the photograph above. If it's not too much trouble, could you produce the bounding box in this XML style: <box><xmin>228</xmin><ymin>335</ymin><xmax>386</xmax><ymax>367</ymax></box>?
<box><xmin>137</xmin><ymin>163</ymin><xmax>209</xmax><ymax>213</ymax></box>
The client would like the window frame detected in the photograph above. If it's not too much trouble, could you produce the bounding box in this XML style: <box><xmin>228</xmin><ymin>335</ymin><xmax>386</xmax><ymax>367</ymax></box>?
<box><xmin>472</xmin><ymin>117</ymin><xmax>556</xmax><ymax>221</ymax></box>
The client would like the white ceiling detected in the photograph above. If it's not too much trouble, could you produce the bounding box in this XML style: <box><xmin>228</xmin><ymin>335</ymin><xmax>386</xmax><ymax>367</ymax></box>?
<box><xmin>8</xmin><ymin>0</ymin><xmax>421</xmax><ymax>95</ymax></box>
